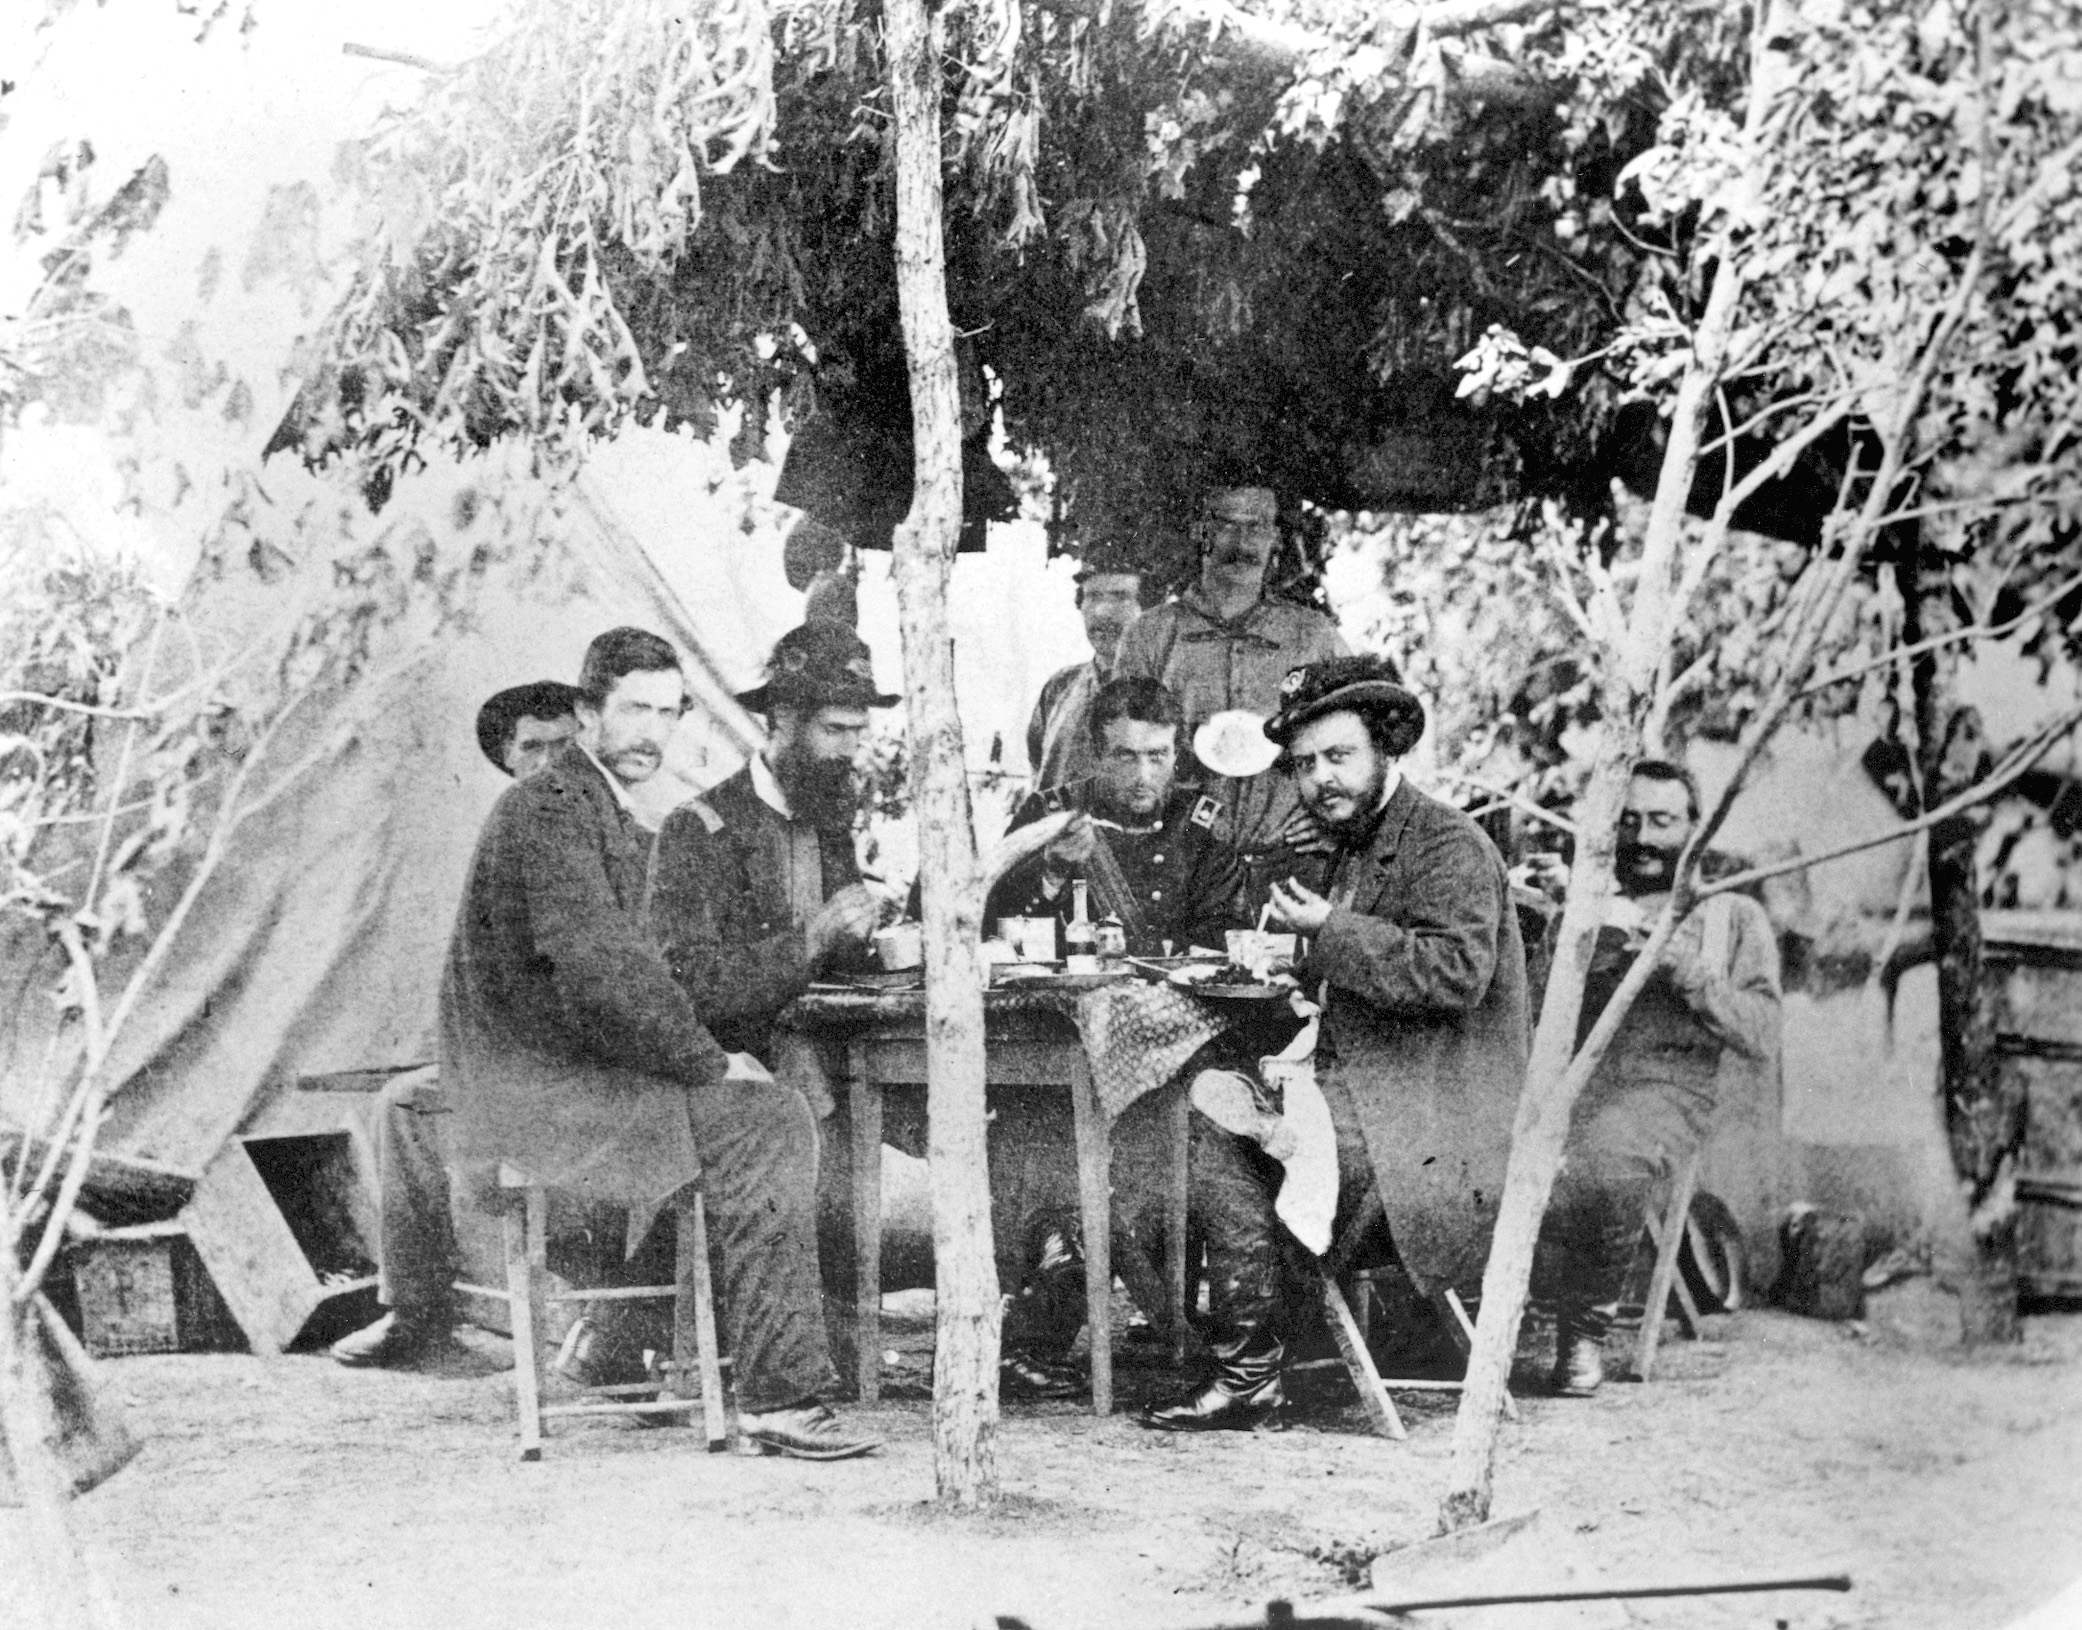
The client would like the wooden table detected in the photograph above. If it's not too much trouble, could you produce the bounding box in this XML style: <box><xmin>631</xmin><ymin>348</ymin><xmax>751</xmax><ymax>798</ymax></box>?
<box><xmin>789</xmin><ymin>985</ymin><xmax>1194</xmax><ymax>1416</ymax></box>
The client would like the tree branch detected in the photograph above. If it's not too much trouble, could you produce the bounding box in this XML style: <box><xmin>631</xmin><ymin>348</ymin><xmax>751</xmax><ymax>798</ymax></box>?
<box><xmin>1700</xmin><ymin>701</ymin><xmax>2082</xmax><ymax>900</ymax></box>
<box><xmin>1799</xmin><ymin>567</ymin><xmax>2082</xmax><ymax>699</ymax></box>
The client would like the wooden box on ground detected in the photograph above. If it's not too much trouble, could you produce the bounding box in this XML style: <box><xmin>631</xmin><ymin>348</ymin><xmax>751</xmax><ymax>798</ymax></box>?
<box><xmin>66</xmin><ymin>1220</ymin><xmax>242</xmax><ymax>1357</ymax></box>
<box><xmin>181</xmin><ymin>1128</ymin><xmax>380</xmax><ymax>1355</ymax></box>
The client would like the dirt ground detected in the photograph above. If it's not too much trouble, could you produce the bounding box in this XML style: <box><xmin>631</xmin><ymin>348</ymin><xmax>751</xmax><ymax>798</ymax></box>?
<box><xmin>5</xmin><ymin>1299</ymin><xmax>2080</xmax><ymax>1630</ymax></box>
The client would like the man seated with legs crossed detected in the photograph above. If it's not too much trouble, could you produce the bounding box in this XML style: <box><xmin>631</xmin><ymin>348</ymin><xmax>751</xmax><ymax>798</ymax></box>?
<box><xmin>333</xmin><ymin>679</ymin><xmax>580</xmax><ymax>1368</ymax></box>
<box><xmin>439</xmin><ymin>626</ymin><xmax>876</xmax><ymax>1459</ymax></box>
<box><xmin>1531</xmin><ymin>759</ymin><xmax>1781</xmax><ymax>1395</ymax></box>
<box><xmin>1143</xmin><ymin>655</ymin><xmax>1528</xmax><ymax>1432</ymax></box>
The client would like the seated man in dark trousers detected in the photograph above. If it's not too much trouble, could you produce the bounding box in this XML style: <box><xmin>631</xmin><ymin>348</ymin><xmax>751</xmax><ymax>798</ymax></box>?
<box><xmin>650</xmin><ymin>622</ymin><xmax>898</xmax><ymax>1376</ymax></box>
<box><xmin>332</xmin><ymin>679</ymin><xmax>580</xmax><ymax>1368</ymax></box>
<box><xmin>440</xmin><ymin>626</ymin><xmax>876</xmax><ymax>1460</ymax></box>
<box><xmin>1532</xmin><ymin>759</ymin><xmax>1780</xmax><ymax>1395</ymax></box>
<box><xmin>984</xmin><ymin>676</ymin><xmax>1255</xmax><ymax>1398</ymax></box>
<box><xmin>1144</xmin><ymin>654</ymin><xmax>1528</xmax><ymax>1432</ymax></box>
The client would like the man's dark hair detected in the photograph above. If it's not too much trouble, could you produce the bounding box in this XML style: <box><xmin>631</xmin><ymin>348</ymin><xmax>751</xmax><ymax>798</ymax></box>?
<box><xmin>577</xmin><ymin>627</ymin><xmax>682</xmax><ymax>710</ymax></box>
<box><xmin>1087</xmin><ymin>676</ymin><xmax>1184</xmax><ymax>748</ymax></box>
<box><xmin>1630</xmin><ymin>757</ymin><xmax>1701</xmax><ymax>819</ymax></box>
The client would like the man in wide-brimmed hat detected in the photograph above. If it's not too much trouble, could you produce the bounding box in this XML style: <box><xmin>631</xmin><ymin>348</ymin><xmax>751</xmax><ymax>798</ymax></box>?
<box><xmin>652</xmin><ymin>623</ymin><xmax>905</xmax><ymax>1388</ymax></box>
<box><xmin>1142</xmin><ymin>653</ymin><xmax>1529</xmax><ymax>1433</ymax></box>
<box><xmin>333</xmin><ymin>677</ymin><xmax>582</xmax><ymax>1372</ymax></box>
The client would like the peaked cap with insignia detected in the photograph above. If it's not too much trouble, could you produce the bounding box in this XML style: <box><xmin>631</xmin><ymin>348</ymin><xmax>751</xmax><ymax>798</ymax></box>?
<box><xmin>1263</xmin><ymin>653</ymin><xmax>1425</xmax><ymax>756</ymax></box>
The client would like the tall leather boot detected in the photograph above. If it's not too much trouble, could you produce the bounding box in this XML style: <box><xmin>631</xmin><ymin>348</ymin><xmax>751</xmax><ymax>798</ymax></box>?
<box><xmin>1552</xmin><ymin>1302</ymin><xmax>1615</xmax><ymax>1397</ymax></box>
<box><xmin>1139</xmin><ymin>1321</ymin><xmax>1286</xmax><ymax>1431</ymax></box>
<box><xmin>1000</xmin><ymin>1222</ymin><xmax>1089</xmax><ymax>1402</ymax></box>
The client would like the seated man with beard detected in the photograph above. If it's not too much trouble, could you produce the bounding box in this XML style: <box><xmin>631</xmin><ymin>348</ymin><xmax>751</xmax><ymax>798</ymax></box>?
<box><xmin>1144</xmin><ymin>654</ymin><xmax>1527</xmax><ymax>1433</ymax></box>
<box><xmin>651</xmin><ymin>623</ymin><xmax>899</xmax><ymax>1375</ymax></box>
<box><xmin>1530</xmin><ymin>759</ymin><xmax>1780</xmax><ymax>1395</ymax></box>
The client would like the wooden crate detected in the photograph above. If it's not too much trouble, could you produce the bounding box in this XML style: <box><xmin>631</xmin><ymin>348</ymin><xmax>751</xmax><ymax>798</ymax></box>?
<box><xmin>1984</xmin><ymin>911</ymin><xmax>2082</xmax><ymax>1301</ymax></box>
<box><xmin>68</xmin><ymin>1221</ymin><xmax>240</xmax><ymax>1357</ymax></box>
<box><xmin>181</xmin><ymin>1129</ymin><xmax>380</xmax><ymax>1355</ymax></box>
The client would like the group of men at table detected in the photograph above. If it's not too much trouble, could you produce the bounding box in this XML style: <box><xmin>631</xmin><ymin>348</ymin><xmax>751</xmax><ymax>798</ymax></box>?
<box><xmin>326</xmin><ymin>478</ymin><xmax>1780</xmax><ymax>1465</ymax></box>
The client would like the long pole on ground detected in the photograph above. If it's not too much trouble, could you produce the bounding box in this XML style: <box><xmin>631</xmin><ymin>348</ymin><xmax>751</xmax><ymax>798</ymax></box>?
<box><xmin>884</xmin><ymin>0</ymin><xmax>1002</xmax><ymax>1506</ymax></box>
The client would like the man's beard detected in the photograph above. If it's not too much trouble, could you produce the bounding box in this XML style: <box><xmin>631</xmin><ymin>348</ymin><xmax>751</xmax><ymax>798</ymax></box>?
<box><xmin>1304</xmin><ymin>766</ymin><xmax>1390</xmax><ymax>837</ymax></box>
<box><xmin>776</xmin><ymin>750</ymin><xmax>859</xmax><ymax>830</ymax></box>
<box><xmin>1615</xmin><ymin>842</ymin><xmax>1678</xmax><ymax>896</ymax></box>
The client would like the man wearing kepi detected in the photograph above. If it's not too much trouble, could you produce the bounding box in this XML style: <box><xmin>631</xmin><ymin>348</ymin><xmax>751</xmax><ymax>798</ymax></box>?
<box><xmin>440</xmin><ymin>626</ymin><xmax>877</xmax><ymax>1460</ymax></box>
<box><xmin>1533</xmin><ymin>759</ymin><xmax>1780</xmax><ymax>1396</ymax></box>
<box><xmin>1111</xmin><ymin>482</ymin><xmax>1347</xmax><ymax>868</ymax></box>
<box><xmin>1142</xmin><ymin>654</ymin><xmax>1528</xmax><ymax>1432</ymax></box>
<box><xmin>332</xmin><ymin>678</ymin><xmax>581</xmax><ymax>1369</ymax></box>
<box><xmin>1025</xmin><ymin>560</ymin><xmax>1144</xmax><ymax>802</ymax></box>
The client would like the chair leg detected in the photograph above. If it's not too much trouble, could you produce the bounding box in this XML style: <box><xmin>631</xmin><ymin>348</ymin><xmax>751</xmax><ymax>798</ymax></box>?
<box><xmin>1320</xmin><ymin>1277</ymin><xmax>1406</xmax><ymax>1441</ymax></box>
<box><xmin>678</xmin><ymin>1195</ymin><xmax>729</xmax><ymax>1452</ymax></box>
<box><xmin>1634</xmin><ymin>1152</ymin><xmax>1703</xmax><ymax>1382</ymax></box>
<box><xmin>503</xmin><ymin>1189</ymin><xmax>546</xmax><ymax>1462</ymax></box>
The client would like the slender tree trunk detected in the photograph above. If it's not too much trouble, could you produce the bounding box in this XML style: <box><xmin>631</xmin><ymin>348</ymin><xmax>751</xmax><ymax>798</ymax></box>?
<box><xmin>0</xmin><ymin>1266</ymin><xmax>106</xmax><ymax>1629</ymax></box>
<box><xmin>1899</xmin><ymin>541</ymin><xmax>2021</xmax><ymax>1342</ymax></box>
<box><xmin>884</xmin><ymin>0</ymin><xmax>1001</xmax><ymax>1504</ymax></box>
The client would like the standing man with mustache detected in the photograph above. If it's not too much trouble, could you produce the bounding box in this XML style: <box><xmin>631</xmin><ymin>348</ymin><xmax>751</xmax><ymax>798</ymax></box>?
<box><xmin>1529</xmin><ymin>759</ymin><xmax>1780</xmax><ymax>1396</ymax></box>
<box><xmin>1143</xmin><ymin>654</ymin><xmax>1527</xmax><ymax>1432</ymax></box>
<box><xmin>1111</xmin><ymin>483</ymin><xmax>1348</xmax><ymax>875</ymax></box>
<box><xmin>1026</xmin><ymin>561</ymin><xmax>1145</xmax><ymax>801</ymax></box>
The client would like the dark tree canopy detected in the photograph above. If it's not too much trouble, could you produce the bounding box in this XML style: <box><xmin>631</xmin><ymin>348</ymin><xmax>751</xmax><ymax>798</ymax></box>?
<box><xmin>281</xmin><ymin>0</ymin><xmax>1743</xmax><ymax>587</ymax></box>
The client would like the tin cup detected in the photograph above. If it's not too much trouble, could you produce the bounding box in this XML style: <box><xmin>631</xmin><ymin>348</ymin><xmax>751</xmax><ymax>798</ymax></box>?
<box><xmin>1000</xmin><ymin>916</ymin><xmax>1058</xmax><ymax>964</ymax></box>
<box><xmin>872</xmin><ymin>921</ymin><xmax>923</xmax><ymax>971</ymax></box>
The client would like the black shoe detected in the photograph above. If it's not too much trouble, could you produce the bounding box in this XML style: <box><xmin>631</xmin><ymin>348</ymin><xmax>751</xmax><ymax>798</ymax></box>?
<box><xmin>1140</xmin><ymin>1370</ymin><xmax>1287</xmax><ymax>1432</ymax></box>
<box><xmin>1000</xmin><ymin>1349</ymin><xmax>1088</xmax><ymax>1402</ymax></box>
<box><xmin>739</xmin><ymin>1402</ymin><xmax>881</xmax><ymax>1461</ymax></box>
<box><xmin>330</xmin><ymin>1310</ymin><xmax>450</xmax><ymax>1369</ymax></box>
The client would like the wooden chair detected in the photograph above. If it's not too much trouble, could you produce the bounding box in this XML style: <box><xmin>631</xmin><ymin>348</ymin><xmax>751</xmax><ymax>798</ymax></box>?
<box><xmin>1310</xmin><ymin>1194</ymin><xmax>1520</xmax><ymax>1440</ymax></box>
<box><xmin>1631</xmin><ymin>1147</ymin><xmax>1706</xmax><ymax>1382</ymax></box>
<box><xmin>453</xmin><ymin>1165</ymin><xmax>729</xmax><ymax>1461</ymax></box>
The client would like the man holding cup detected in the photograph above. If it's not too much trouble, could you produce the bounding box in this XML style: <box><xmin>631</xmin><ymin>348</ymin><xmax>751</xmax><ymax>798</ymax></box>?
<box><xmin>651</xmin><ymin>623</ymin><xmax>903</xmax><ymax>1383</ymax></box>
<box><xmin>1143</xmin><ymin>654</ymin><xmax>1528</xmax><ymax>1432</ymax></box>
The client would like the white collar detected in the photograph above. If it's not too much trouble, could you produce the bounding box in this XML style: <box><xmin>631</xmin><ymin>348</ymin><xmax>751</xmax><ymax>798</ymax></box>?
<box><xmin>1378</xmin><ymin>765</ymin><xmax>1403</xmax><ymax>812</ymax></box>
<box><xmin>750</xmin><ymin>750</ymin><xmax>795</xmax><ymax>819</ymax></box>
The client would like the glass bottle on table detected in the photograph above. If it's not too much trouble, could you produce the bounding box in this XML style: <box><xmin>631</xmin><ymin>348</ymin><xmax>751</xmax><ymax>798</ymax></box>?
<box><xmin>1065</xmin><ymin>879</ymin><xmax>1099</xmax><ymax>972</ymax></box>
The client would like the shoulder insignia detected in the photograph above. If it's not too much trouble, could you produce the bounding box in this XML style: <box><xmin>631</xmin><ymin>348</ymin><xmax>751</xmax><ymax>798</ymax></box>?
<box><xmin>1190</xmin><ymin>795</ymin><xmax>1223</xmax><ymax>830</ymax></box>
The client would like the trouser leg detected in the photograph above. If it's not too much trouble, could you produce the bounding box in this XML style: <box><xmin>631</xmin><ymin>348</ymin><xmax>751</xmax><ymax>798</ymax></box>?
<box><xmin>681</xmin><ymin>1077</ymin><xmax>837</xmax><ymax>1413</ymax></box>
<box><xmin>373</xmin><ymin>1073</ymin><xmax>459</xmax><ymax>1326</ymax></box>
<box><xmin>1189</xmin><ymin>1113</ymin><xmax>1284</xmax><ymax>1342</ymax></box>
<box><xmin>1538</xmin><ymin>1140</ymin><xmax>1661</xmax><ymax>1337</ymax></box>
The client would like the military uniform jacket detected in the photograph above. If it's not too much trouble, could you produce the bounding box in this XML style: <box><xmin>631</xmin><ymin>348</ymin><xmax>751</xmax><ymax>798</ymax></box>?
<box><xmin>985</xmin><ymin>784</ymin><xmax>1247</xmax><ymax>957</ymax></box>
<box><xmin>651</xmin><ymin>765</ymin><xmax>863</xmax><ymax>1062</ymax></box>
<box><xmin>440</xmin><ymin>742</ymin><xmax>726</xmax><ymax>1207</ymax></box>
<box><xmin>1305</xmin><ymin>777</ymin><xmax>1530</xmax><ymax>1296</ymax></box>
<box><xmin>1112</xmin><ymin>588</ymin><xmax>1348</xmax><ymax>854</ymax></box>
